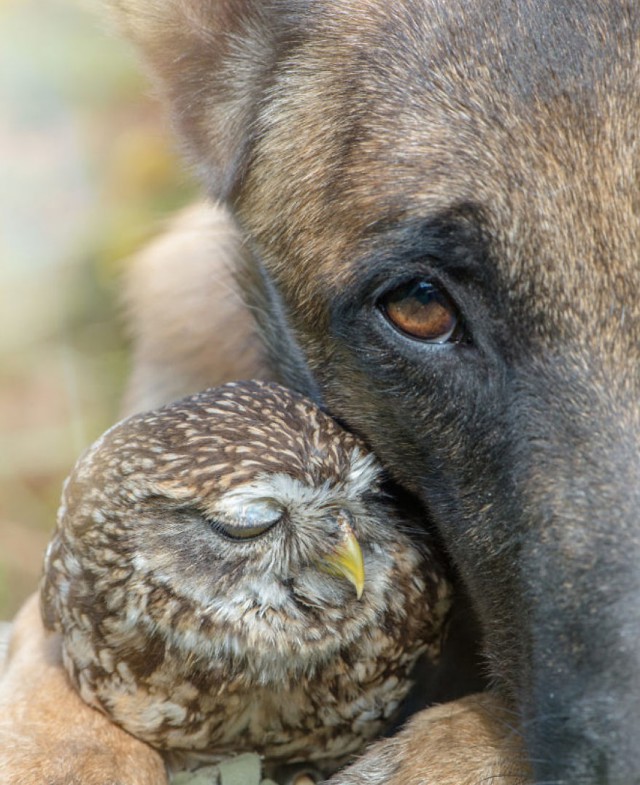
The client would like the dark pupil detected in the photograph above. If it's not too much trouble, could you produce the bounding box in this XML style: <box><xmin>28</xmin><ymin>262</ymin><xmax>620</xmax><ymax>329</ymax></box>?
<box><xmin>382</xmin><ymin>281</ymin><xmax>459</xmax><ymax>342</ymax></box>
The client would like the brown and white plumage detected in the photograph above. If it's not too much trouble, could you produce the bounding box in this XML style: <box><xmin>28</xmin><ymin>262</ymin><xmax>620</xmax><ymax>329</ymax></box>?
<box><xmin>40</xmin><ymin>380</ymin><xmax>451</xmax><ymax>777</ymax></box>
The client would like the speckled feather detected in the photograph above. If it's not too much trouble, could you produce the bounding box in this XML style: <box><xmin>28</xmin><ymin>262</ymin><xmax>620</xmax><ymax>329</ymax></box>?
<box><xmin>40</xmin><ymin>380</ymin><xmax>451</xmax><ymax>776</ymax></box>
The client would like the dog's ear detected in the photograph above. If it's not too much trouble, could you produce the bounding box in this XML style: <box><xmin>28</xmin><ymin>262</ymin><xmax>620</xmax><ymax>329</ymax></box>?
<box><xmin>107</xmin><ymin>1</ymin><xmax>304</xmax><ymax>199</ymax></box>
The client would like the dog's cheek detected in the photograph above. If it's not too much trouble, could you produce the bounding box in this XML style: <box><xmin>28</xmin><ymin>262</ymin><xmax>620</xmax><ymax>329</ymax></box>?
<box><xmin>300</xmin><ymin>336</ymin><xmax>523</xmax><ymax>697</ymax></box>
<box><xmin>308</xmin><ymin>332</ymin><xmax>517</xmax><ymax>579</ymax></box>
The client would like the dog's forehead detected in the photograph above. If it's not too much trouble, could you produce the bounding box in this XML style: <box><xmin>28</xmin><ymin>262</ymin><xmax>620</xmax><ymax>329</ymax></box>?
<box><xmin>242</xmin><ymin>0</ymin><xmax>640</xmax><ymax>342</ymax></box>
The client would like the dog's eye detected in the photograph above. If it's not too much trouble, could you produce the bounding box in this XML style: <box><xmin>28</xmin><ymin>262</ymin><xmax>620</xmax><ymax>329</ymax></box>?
<box><xmin>379</xmin><ymin>281</ymin><xmax>462</xmax><ymax>343</ymax></box>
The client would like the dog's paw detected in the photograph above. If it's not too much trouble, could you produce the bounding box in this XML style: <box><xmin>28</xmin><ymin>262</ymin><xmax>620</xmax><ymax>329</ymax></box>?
<box><xmin>327</xmin><ymin>693</ymin><xmax>531</xmax><ymax>785</ymax></box>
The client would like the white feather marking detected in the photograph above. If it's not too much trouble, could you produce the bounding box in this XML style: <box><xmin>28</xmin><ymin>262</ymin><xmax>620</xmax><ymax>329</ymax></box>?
<box><xmin>208</xmin><ymin>451</ymin><xmax>380</xmax><ymax>523</ymax></box>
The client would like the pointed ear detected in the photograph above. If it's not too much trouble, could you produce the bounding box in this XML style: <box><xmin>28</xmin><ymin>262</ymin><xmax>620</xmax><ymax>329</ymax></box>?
<box><xmin>108</xmin><ymin>1</ymin><xmax>303</xmax><ymax>199</ymax></box>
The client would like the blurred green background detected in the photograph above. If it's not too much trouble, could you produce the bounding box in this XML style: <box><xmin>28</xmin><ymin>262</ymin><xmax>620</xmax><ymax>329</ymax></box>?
<box><xmin>0</xmin><ymin>0</ymin><xmax>196</xmax><ymax>617</ymax></box>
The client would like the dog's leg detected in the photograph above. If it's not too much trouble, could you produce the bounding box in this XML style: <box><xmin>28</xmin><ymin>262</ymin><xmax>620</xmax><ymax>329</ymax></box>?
<box><xmin>0</xmin><ymin>595</ymin><xmax>167</xmax><ymax>785</ymax></box>
<box><xmin>329</xmin><ymin>694</ymin><xmax>530</xmax><ymax>785</ymax></box>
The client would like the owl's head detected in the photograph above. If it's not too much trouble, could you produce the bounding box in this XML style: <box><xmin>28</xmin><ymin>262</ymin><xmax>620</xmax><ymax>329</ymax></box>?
<box><xmin>43</xmin><ymin>381</ymin><xmax>429</xmax><ymax>684</ymax></box>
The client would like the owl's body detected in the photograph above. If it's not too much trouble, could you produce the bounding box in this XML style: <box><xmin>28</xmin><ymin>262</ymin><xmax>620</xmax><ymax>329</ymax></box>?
<box><xmin>41</xmin><ymin>381</ymin><xmax>450</xmax><ymax>776</ymax></box>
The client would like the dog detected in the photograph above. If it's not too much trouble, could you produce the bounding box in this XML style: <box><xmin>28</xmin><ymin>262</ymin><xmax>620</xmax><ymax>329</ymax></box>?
<box><xmin>1</xmin><ymin>1</ymin><xmax>639</xmax><ymax>783</ymax></box>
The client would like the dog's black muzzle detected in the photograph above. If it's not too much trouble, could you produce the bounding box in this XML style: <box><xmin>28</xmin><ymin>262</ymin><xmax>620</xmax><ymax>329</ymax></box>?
<box><xmin>505</xmin><ymin>356</ymin><xmax>640</xmax><ymax>785</ymax></box>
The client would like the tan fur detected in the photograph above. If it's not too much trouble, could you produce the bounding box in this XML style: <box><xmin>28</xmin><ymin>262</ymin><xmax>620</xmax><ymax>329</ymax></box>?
<box><xmin>122</xmin><ymin>203</ymin><xmax>271</xmax><ymax>415</ymax></box>
<box><xmin>0</xmin><ymin>1</ymin><xmax>533</xmax><ymax>779</ymax></box>
<box><xmin>335</xmin><ymin>694</ymin><xmax>530</xmax><ymax>785</ymax></box>
<box><xmin>5</xmin><ymin>0</ymin><xmax>636</xmax><ymax>781</ymax></box>
<box><xmin>105</xmin><ymin>0</ymin><xmax>285</xmax><ymax>198</ymax></box>
<box><xmin>0</xmin><ymin>595</ymin><xmax>167</xmax><ymax>785</ymax></box>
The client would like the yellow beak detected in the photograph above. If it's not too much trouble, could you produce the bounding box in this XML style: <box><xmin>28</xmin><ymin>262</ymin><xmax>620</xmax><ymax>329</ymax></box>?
<box><xmin>318</xmin><ymin>516</ymin><xmax>365</xmax><ymax>600</ymax></box>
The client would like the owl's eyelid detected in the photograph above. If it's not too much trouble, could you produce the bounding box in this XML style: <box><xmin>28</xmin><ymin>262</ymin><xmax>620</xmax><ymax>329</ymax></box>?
<box><xmin>207</xmin><ymin>516</ymin><xmax>279</xmax><ymax>541</ymax></box>
<box><xmin>240</xmin><ymin>498</ymin><xmax>284</xmax><ymax>526</ymax></box>
<box><xmin>205</xmin><ymin>498</ymin><xmax>285</xmax><ymax>541</ymax></box>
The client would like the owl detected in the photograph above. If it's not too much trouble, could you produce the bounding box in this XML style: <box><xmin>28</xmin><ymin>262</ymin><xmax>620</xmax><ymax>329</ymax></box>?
<box><xmin>40</xmin><ymin>380</ymin><xmax>451</xmax><ymax>779</ymax></box>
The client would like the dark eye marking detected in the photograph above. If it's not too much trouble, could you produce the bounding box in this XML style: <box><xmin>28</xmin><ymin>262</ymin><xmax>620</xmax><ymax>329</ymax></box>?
<box><xmin>378</xmin><ymin>280</ymin><xmax>465</xmax><ymax>344</ymax></box>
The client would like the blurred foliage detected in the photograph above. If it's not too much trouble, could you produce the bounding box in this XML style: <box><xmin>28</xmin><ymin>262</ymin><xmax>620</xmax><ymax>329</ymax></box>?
<box><xmin>0</xmin><ymin>0</ymin><xmax>197</xmax><ymax>617</ymax></box>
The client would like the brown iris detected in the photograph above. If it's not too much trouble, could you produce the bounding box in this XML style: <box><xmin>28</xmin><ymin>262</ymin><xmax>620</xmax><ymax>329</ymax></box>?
<box><xmin>380</xmin><ymin>280</ymin><xmax>461</xmax><ymax>343</ymax></box>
